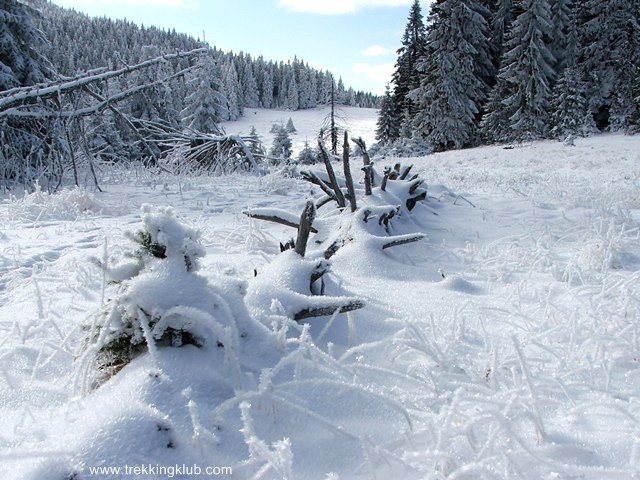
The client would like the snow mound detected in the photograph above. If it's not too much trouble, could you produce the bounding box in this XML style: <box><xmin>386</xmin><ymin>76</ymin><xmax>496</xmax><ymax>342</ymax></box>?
<box><xmin>439</xmin><ymin>274</ymin><xmax>484</xmax><ymax>294</ymax></box>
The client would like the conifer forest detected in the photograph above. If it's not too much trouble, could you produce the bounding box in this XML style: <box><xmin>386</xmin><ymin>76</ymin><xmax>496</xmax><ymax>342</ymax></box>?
<box><xmin>376</xmin><ymin>0</ymin><xmax>640</xmax><ymax>151</ymax></box>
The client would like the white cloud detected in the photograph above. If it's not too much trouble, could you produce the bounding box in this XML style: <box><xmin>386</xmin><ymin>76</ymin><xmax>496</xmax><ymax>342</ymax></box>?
<box><xmin>54</xmin><ymin>0</ymin><xmax>198</xmax><ymax>8</ymax></box>
<box><xmin>361</xmin><ymin>45</ymin><xmax>392</xmax><ymax>57</ymax></box>
<box><xmin>352</xmin><ymin>62</ymin><xmax>394</xmax><ymax>93</ymax></box>
<box><xmin>277</xmin><ymin>0</ymin><xmax>411</xmax><ymax>15</ymax></box>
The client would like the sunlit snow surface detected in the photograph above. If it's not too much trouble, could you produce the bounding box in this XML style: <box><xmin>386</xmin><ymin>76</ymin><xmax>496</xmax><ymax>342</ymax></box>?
<box><xmin>1</xmin><ymin>107</ymin><xmax>640</xmax><ymax>479</ymax></box>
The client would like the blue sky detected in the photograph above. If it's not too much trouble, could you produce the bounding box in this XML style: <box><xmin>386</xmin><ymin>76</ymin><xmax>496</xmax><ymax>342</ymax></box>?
<box><xmin>49</xmin><ymin>0</ymin><xmax>432</xmax><ymax>95</ymax></box>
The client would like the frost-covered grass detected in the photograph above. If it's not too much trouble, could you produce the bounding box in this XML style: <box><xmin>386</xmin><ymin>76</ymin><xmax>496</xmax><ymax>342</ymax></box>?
<box><xmin>1</xmin><ymin>106</ymin><xmax>640</xmax><ymax>479</ymax></box>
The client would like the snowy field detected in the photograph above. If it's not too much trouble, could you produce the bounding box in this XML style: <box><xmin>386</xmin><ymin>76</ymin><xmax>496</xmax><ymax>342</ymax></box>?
<box><xmin>226</xmin><ymin>105</ymin><xmax>379</xmax><ymax>156</ymax></box>
<box><xmin>1</xmin><ymin>106</ymin><xmax>640</xmax><ymax>479</ymax></box>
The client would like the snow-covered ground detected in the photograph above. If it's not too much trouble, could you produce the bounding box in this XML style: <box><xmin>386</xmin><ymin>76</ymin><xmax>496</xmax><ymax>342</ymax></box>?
<box><xmin>1</xmin><ymin>106</ymin><xmax>640</xmax><ymax>479</ymax></box>
<box><xmin>226</xmin><ymin>105</ymin><xmax>379</xmax><ymax>156</ymax></box>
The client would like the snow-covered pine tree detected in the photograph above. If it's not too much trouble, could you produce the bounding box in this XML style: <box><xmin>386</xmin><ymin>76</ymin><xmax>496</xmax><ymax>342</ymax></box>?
<box><xmin>240</xmin><ymin>55</ymin><xmax>260</xmax><ymax>109</ymax></box>
<box><xmin>411</xmin><ymin>0</ymin><xmax>494</xmax><ymax>150</ymax></box>
<box><xmin>489</xmin><ymin>0</ymin><xmax>517</xmax><ymax>71</ymax></box>
<box><xmin>549</xmin><ymin>0</ymin><xmax>572</xmax><ymax>72</ymax></box>
<box><xmin>628</xmin><ymin>68</ymin><xmax>640</xmax><ymax>133</ymax></box>
<box><xmin>336</xmin><ymin>77</ymin><xmax>346</xmax><ymax>105</ymax></box>
<box><xmin>606</xmin><ymin>0</ymin><xmax>640</xmax><ymax>131</ymax></box>
<box><xmin>222</xmin><ymin>57</ymin><xmax>242</xmax><ymax>120</ymax></box>
<box><xmin>246</xmin><ymin>125</ymin><xmax>266</xmax><ymax>159</ymax></box>
<box><xmin>270</xmin><ymin>125</ymin><xmax>292</xmax><ymax>161</ymax></box>
<box><xmin>181</xmin><ymin>52</ymin><xmax>226</xmax><ymax>133</ymax></box>
<box><xmin>549</xmin><ymin>7</ymin><xmax>595</xmax><ymax>138</ymax></box>
<box><xmin>286</xmin><ymin>117</ymin><xmax>296</xmax><ymax>134</ymax></box>
<box><xmin>296</xmin><ymin>140</ymin><xmax>317</xmax><ymax>165</ymax></box>
<box><xmin>390</xmin><ymin>0</ymin><xmax>427</xmax><ymax>137</ymax></box>
<box><xmin>481</xmin><ymin>0</ymin><xmax>557</xmax><ymax>143</ymax></box>
<box><xmin>375</xmin><ymin>84</ymin><xmax>399</xmax><ymax>145</ymax></box>
<box><xmin>0</xmin><ymin>0</ymin><xmax>52</xmax><ymax>90</ymax></box>
<box><xmin>577</xmin><ymin>0</ymin><xmax>640</xmax><ymax>131</ymax></box>
<box><xmin>128</xmin><ymin>45</ymin><xmax>169</xmax><ymax>124</ymax></box>
<box><xmin>284</xmin><ymin>68</ymin><xmax>299</xmax><ymax>111</ymax></box>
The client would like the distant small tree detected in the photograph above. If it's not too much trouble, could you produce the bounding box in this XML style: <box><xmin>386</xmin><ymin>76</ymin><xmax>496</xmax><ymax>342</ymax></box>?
<box><xmin>270</xmin><ymin>122</ymin><xmax>282</xmax><ymax>134</ymax></box>
<box><xmin>247</xmin><ymin>125</ymin><xmax>267</xmax><ymax>161</ymax></box>
<box><xmin>270</xmin><ymin>125</ymin><xmax>292</xmax><ymax>160</ymax></box>
<box><xmin>286</xmin><ymin>117</ymin><xmax>297</xmax><ymax>134</ymax></box>
<box><xmin>296</xmin><ymin>140</ymin><xmax>317</xmax><ymax>165</ymax></box>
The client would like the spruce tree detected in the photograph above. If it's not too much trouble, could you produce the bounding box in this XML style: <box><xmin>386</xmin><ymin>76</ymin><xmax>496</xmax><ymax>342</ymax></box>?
<box><xmin>390</xmin><ymin>0</ymin><xmax>427</xmax><ymax>136</ymax></box>
<box><xmin>481</xmin><ymin>0</ymin><xmax>557</xmax><ymax>142</ymax></box>
<box><xmin>489</xmin><ymin>0</ymin><xmax>516</xmax><ymax>71</ymax></box>
<box><xmin>296</xmin><ymin>140</ymin><xmax>317</xmax><ymax>165</ymax></box>
<box><xmin>241</xmin><ymin>57</ymin><xmax>260</xmax><ymax>108</ymax></box>
<box><xmin>375</xmin><ymin>84</ymin><xmax>399</xmax><ymax>145</ymax></box>
<box><xmin>222</xmin><ymin>57</ymin><xmax>242</xmax><ymax>120</ymax></box>
<box><xmin>412</xmin><ymin>0</ymin><xmax>494</xmax><ymax>150</ymax></box>
<box><xmin>549</xmin><ymin>7</ymin><xmax>595</xmax><ymax>138</ymax></box>
<box><xmin>0</xmin><ymin>0</ymin><xmax>52</xmax><ymax>90</ymax></box>
<box><xmin>270</xmin><ymin>125</ymin><xmax>292</xmax><ymax>161</ymax></box>
<box><xmin>577</xmin><ymin>0</ymin><xmax>640</xmax><ymax>131</ymax></box>
<box><xmin>181</xmin><ymin>53</ymin><xmax>225</xmax><ymax>133</ymax></box>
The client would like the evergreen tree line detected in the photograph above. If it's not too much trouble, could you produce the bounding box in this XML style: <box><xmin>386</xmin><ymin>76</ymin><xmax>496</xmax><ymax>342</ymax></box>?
<box><xmin>377</xmin><ymin>0</ymin><xmax>640</xmax><ymax>151</ymax></box>
<box><xmin>0</xmin><ymin>0</ymin><xmax>380</xmax><ymax>188</ymax></box>
<box><xmin>26</xmin><ymin>0</ymin><xmax>380</xmax><ymax>118</ymax></box>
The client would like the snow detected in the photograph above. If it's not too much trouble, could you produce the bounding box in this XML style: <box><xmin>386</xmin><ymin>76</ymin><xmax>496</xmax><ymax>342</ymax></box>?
<box><xmin>226</xmin><ymin>105</ymin><xmax>379</xmax><ymax>156</ymax></box>
<box><xmin>1</xmin><ymin>106</ymin><xmax>640</xmax><ymax>479</ymax></box>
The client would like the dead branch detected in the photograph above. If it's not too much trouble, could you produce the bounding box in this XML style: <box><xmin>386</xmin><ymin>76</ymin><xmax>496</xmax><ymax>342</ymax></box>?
<box><xmin>293</xmin><ymin>300</ymin><xmax>365</xmax><ymax>321</ymax></box>
<box><xmin>381</xmin><ymin>166</ymin><xmax>391</xmax><ymax>192</ymax></box>
<box><xmin>318</xmin><ymin>140</ymin><xmax>346</xmax><ymax>208</ymax></box>
<box><xmin>295</xmin><ymin>200</ymin><xmax>316</xmax><ymax>257</ymax></box>
<box><xmin>406</xmin><ymin>192</ymin><xmax>427</xmax><ymax>211</ymax></box>
<box><xmin>381</xmin><ymin>233</ymin><xmax>425</xmax><ymax>250</ymax></box>
<box><xmin>300</xmin><ymin>170</ymin><xmax>338</xmax><ymax>202</ymax></box>
<box><xmin>352</xmin><ymin>137</ymin><xmax>373</xmax><ymax>194</ymax></box>
<box><xmin>243</xmin><ymin>209</ymin><xmax>318</xmax><ymax>233</ymax></box>
<box><xmin>342</xmin><ymin>131</ymin><xmax>357</xmax><ymax>212</ymax></box>
<box><xmin>399</xmin><ymin>164</ymin><xmax>413</xmax><ymax>180</ymax></box>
